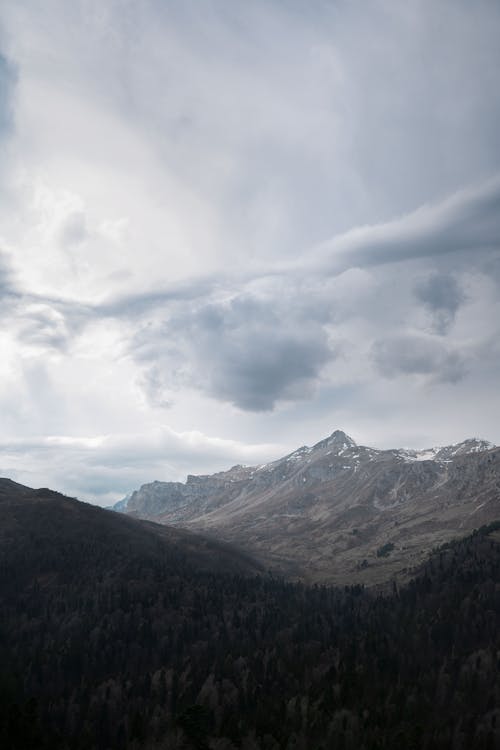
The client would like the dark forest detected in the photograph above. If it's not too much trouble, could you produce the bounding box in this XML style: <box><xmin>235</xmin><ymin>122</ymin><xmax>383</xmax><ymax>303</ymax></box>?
<box><xmin>1</xmin><ymin>484</ymin><xmax>499</xmax><ymax>749</ymax></box>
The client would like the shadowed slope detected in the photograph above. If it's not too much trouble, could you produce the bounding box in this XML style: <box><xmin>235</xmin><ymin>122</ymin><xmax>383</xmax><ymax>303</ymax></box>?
<box><xmin>0</xmin><ymin>478</ymin><xmax>264</xmax><ymax>590</ymax></box>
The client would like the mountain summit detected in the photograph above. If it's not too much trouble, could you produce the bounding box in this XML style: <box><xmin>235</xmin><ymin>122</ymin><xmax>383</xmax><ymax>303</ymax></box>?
<box><xmin>121</xmin><ymin>431</ymin><xmax>499</xmax><ymax>584</ymax></box>
<box><xmin>312</xmin><ymin>429</ymin><xmax>357</xmax><ymax>451</ymax></box>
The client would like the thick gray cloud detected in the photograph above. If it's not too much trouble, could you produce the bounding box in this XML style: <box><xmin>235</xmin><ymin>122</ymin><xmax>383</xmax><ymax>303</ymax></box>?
<box><xmin>132</xmin><ymin>293</ymin><xmax>334</xmax><ymax>411</ymax></box>
<box><xmin>372</xmin><ymin>334</ymin><xmax>468</xmax><ymax>384</ymax></box>
<box><xmin>414</xmin><ymin>273</ymin><xmax>466</xmax><ymax>334</ymax></box>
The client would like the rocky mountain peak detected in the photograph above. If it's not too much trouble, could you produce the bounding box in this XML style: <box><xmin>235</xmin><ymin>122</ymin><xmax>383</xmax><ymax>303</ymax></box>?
<box><xmin>312</xmin><ymin>429</ymin><xmax>357</xmax><ymax>452</ymax></box>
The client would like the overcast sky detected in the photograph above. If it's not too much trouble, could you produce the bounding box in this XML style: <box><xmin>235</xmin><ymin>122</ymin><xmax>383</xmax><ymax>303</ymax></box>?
<box><xmin>1</xmin><ymin>0</ymin><xmax>500</xmax><ymax>505</ymax></box>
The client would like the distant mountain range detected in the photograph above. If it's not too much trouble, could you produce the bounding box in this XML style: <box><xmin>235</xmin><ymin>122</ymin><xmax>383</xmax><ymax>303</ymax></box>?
<box><xmin>118</xmin><ymin>430</ymin><xmax>500</xmax><ymax>584</ymax></box>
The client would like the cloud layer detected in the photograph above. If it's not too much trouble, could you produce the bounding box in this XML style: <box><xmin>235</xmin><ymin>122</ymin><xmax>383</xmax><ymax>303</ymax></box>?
<box><xmin>0</xmin><ymin>1</ymin><xmax>499</xmax><ymax>503</ymax></box>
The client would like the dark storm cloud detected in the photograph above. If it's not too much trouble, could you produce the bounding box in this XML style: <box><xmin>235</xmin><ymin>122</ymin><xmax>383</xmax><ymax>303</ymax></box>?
<box><xmin>372</xmin><ymin>334</ymin><xmax>468</xmax><ymax>384</ymax></box>
<box><xmin>132</xmin><ymin>294</ymin><xmax>334</xmax><ymax>411</ymax></box>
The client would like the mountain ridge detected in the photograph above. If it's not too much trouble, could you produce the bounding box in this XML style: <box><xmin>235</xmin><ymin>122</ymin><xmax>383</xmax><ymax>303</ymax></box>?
<box><xmin>120</xmin><ymin>429</ymin><xmax>500</xmax><ymax>584</ymax></box>
<box><xmin>0</xmin><ymin>477</ymin><xmax>265</xmax><ymax>585</ymax></box>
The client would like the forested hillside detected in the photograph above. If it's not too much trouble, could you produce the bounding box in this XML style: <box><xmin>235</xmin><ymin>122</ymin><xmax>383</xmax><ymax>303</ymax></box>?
<box><xmin>1</xmin><ymin>481</ymin><xmax>500</xmax><ymax>749</ymax></box>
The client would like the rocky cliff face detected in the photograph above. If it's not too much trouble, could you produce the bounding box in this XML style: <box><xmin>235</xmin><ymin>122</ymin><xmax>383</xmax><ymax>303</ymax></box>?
<box><xmin>123</xmin><ymin>430</ymin><xmax>500</xmax><ymax>584</ymax></box>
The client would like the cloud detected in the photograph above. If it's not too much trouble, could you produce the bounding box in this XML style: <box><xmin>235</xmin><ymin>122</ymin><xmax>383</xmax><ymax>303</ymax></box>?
<box><xmin>73</xmin><ymin>176</ymin><xmax>498</xmax><ymax>417</ymax></box>
<box><xmin>79</xmin><ymin>174</ymin><xmax>500</xmax><ymax>328</ymax></box>
<box><xmin>17</xmin><ymin>303</ymin><xmax>69</xmax><ymax>351</ymax></box>
<box><xmin>0</xmin><ymin>1</ymin><xmax>499</xmax><ymax>502</ymax></box>
<box><xmin>372</xmin><ymin>334</ymin><xmax>468</xmax><ymax>384</ymax></box>
<box><xmin>132</xmin><ymin>293</ymin><xmax>334</xmax><ymax>411</ymax></box>
<box><xmin>0</xmin><ymin>250</ymin><xmax>16</xmax><ymax>298</ymax></box>
<box><xmin>15</xmin><ymin>175</ymin><xmax>494</xmax><ymax>419</ymax></box>
<box><xmin>57</xmin><ymin>209</ymin><xmax>88</xmax><ymax>248</ymax></box>
<box><xmin>310</xmin><ymin>176</ymin><xmax>500</xmax><ymax>276</ymax></box>
<box><xmin>3</xmin><ymin>174</ymin><xmax>498</xmax><ymax>422</ymax></box>
<box><xmin>98</xmin><ymin>275</ymin><xmax>217</xmax><ymax>318</ymax></box>
<box><xmin>0</xmin><ymin>50</ymin><xmax>16</xmax><ymax>136</ymax></box>
<box><xmin>0</xmin><ymin>427</ymin><xmax>284</xmax><ymax>505</ymax></box>
<box><xmin>414</xmin><ymin>272</ymin><xmax>466</xmax><ymax>334</ymax></box>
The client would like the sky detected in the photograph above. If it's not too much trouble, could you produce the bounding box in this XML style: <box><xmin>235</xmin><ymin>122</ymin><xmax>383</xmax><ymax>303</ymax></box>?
<box><xmin>0</xmin><ymin>0</ymin><xmax>499</xmax><ymax>505</ymax></box>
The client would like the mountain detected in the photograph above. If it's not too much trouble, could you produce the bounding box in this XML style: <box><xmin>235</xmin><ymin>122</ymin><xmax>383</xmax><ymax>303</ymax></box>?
<box><xmin>2</xmin><ymin>474</ymin><xmax>500</xmax><ymax>749</ymax></box>
<box><xmin>0</xmin><ymin>478</ymin><xmax>264</xmax><ymax>585</ymax></box>
<box><xmin>108</xmin><ymin>491</ymin><xmax>131</xmax><ymax>512</ymax></box>
<box><xmin>121</xmin><ymin>430</ymin><xmax>500</xmax><ymax>584</ymax></box>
